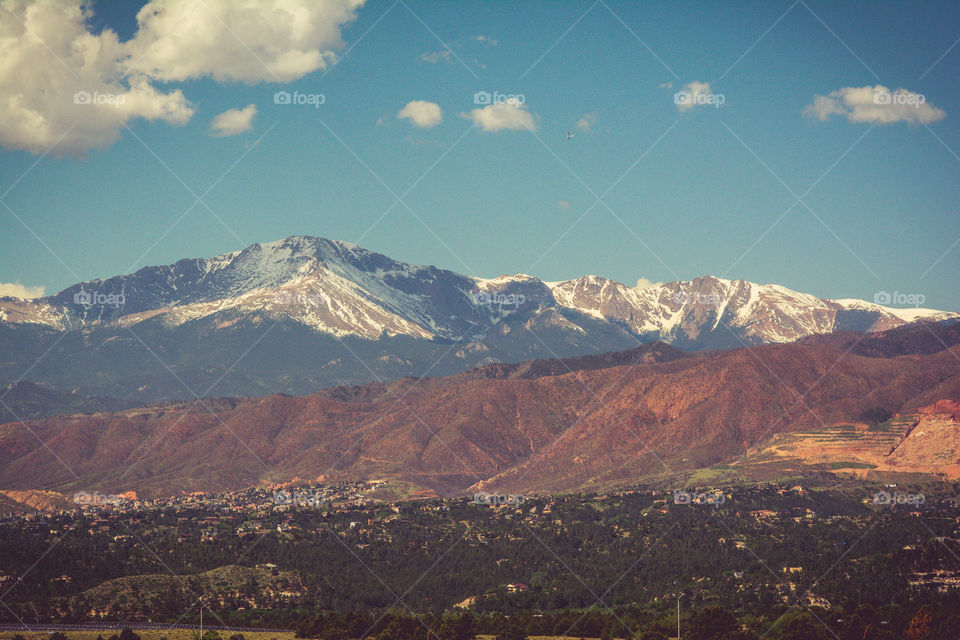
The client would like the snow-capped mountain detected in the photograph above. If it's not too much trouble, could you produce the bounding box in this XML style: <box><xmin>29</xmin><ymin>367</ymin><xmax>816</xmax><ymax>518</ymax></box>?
<box><xmin>0</xmin><ymin>236</ymin><xmax>955</xmax><ymax>405</ymax></box>
<box><xmin>3</xmin><ymin>235</ymin><xmax>953</xmax><ymax>343</ymax></box>
<box><xmin>547</xmin><ymin>274</ymin><xmax>955</xmax><ymax>348</ymax></box>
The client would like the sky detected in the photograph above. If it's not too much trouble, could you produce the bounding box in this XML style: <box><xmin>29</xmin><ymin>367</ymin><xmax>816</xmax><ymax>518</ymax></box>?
<box><xmin>1</xmin><ymin>0</ymin><xmax>958</xmax><ymax>311</ymax></box>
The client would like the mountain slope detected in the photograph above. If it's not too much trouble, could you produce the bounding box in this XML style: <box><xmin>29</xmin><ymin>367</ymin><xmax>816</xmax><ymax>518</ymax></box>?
<box><xmin>1</xmin><ymin>236</ymin><xmax>955</xmax><ymax>406</ymax></box>
<box><xmin>2</xmin><ymin>334</ymin><xmax>959</xmax><ymax>499</ymax></box>
<box><xmin>0</xmin><ymin>381</ymin><xmax>129</xmax><ymax>423</ymax></box>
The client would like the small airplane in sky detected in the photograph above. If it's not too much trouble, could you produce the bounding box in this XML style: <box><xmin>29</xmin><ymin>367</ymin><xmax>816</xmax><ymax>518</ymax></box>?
<box><xmin>567</xmin><ymin>131</ymin><xmax>574</xmax><ymax>140</ymax></box>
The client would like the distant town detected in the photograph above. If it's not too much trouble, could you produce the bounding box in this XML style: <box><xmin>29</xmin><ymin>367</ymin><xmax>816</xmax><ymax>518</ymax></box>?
<box><xmin>1</xmin><ymin>481</ymin><xmax>958</xmax><ymax>636</ymax></box>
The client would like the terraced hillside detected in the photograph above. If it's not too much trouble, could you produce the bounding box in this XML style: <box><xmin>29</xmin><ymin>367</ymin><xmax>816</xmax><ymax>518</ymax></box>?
<box><xmin>792</xmin><ymin>414</ymin><xmax>916</xmax><ymax>454</ymax></box>
<box><xmin>734</xmin><ymin>403</ymin><xmax>960</xmax><ymax>479</ymax></box>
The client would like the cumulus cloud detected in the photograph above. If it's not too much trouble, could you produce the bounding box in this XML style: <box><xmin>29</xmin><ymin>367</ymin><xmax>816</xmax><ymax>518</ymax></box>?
<box><xmin>635</xmin><ymin>278</ymin><xmax>661</xmax><ymax>291</ymax></box>
<box><xmin>397</xmin><ymin>100</ymin><xmax>442</xmax><ymax>128</ymax></box>
<box><xmin>210</xmin><ymin>104</ymin><xmax>257</xmax><ymax>137</ymax></box>
<box><xmin>575</xmin><ymin>112</ymin><xmax>596</xmax><ymax>133</ymax></box>
<box><xmin>0</xmin><ymin>1</ymin><xmax>193</xmax><ymax>155</ymax></box>
<box><xmin>674</xmin><ymin>81</ymin><xmax>722</xmax><ymax>112</ymax></box>
<box><xmin>461</xmin><ymin>99</ymin><xmax>536</xmax><ymax>132</ymax></box>
<box><xmin>0</xmin><ymin>0</ymin><xmax>363</xmax><ymax>156</ymax></box>
<box><xmin>124</xmin><ymin>0</ymin><xmax>364</xmax><ymax>83</ymax></box>
<box><xmin>803</xmin><ymin>85</ymin><xmax>945</xmax><ymax>125</ymax></box>
<box><xmin>0</xmin><ymin>282</ymin><xmax>45</xmax><ymax>299</ymax></box>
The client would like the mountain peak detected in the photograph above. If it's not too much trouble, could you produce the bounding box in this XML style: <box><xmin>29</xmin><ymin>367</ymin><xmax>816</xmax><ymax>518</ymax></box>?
<box><xmin>2</xmin><ymin>237</ymin><xmax>957</xmax><ymax>354</ymax></box>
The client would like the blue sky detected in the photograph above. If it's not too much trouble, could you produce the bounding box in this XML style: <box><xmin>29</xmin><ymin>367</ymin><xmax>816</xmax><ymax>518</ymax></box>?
<box><xmin>1</xmin><ymin>0</ymin><xmax>958</xmax><ymax>310</ymax></box>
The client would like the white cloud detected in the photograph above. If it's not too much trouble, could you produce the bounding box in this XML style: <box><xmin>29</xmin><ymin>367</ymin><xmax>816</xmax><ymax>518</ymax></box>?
<box><xmin>419</xmin><ymin>50</ymin><xmax>452</xmax><ymax>64</ymax></box>
<box><xmin>803</xmin><ymin>85</ymin><xmax>945</xmax><ymax>125</ymax></box>
<box><xmin>0</xmin><ymin>0</ymin><xmax>364</xmax><ymax>156</ymax></box>
<box><xmin>635</xmin><ymin>278</ymin><xmax>661</xmax><ymax>291</ymax></box>
<box><xmin>461</xmin><ymin>99</ymin><xmax>536</xmax><ymax>132</ymax></box>
<box><xmin>575</xmin><ymin>112</ymin><xmax>596</xmax><ymax>133</ymax></box>
<box><xmin>674</xmin><ymin>81</ymin><xmax>720</xmax><ymax>112</ymax></box>
<box><xmin>420</xmin><ymin>35</ymin><xmax>496</xmax><ymax>63</ymax></box>
<box><xmin>210</xmin><ymin>104</ymin><xmax>257</xmax><ymax>137</ymax></box>
<box><xmin>0</xmin><ymin>282</ymin><xmax>45</xmax><ymax>299</ymax></box>
<box><xmin>124</xmin><ymin>0</ymin><xmax>364</xmax><ymax>83</ymax></box>
<box><xmin>397</xmin><ymin>100</ymin><xmax>442</xmax><ymax>128</ymax></box>
<box><xmin>0</xmin><ymin>2</ymin><xmax>193</xmax><ymax>156</ymax></box>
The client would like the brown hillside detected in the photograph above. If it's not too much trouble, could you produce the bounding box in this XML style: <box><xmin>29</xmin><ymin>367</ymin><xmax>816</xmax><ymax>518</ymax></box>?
<box><xmin>1</xmin><ymin>340</ymin><xmax>959</xmax><ymax>498</ymax></box>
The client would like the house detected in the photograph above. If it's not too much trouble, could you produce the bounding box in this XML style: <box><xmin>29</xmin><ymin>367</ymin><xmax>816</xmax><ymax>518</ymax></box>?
<box><xmin>505</xmin><ymin>583</ymin><xmax>529</xmax><ymax>593</ymax></box>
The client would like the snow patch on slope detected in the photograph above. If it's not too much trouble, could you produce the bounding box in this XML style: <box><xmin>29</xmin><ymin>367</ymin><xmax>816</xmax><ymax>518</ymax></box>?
<box><xmin>1</xmin><ymin>237</ymin><xmax>957</xmax><ymax>349</ymax></box>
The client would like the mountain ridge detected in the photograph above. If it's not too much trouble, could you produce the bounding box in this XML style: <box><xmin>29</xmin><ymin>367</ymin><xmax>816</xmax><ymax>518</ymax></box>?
<box><xmin>1</xmin><ymin>235</ymin><xmax>956</xmax><ymax>406</ymax></box>
<box><xmin>4</xmin><ymin>235</ymin><xmax>954</xmax><ymax>340</ymax></box>
<box><xmin>2</xmin><ymin>325</ymin><xmax>960</xmax><ymax>501</ymax></box>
